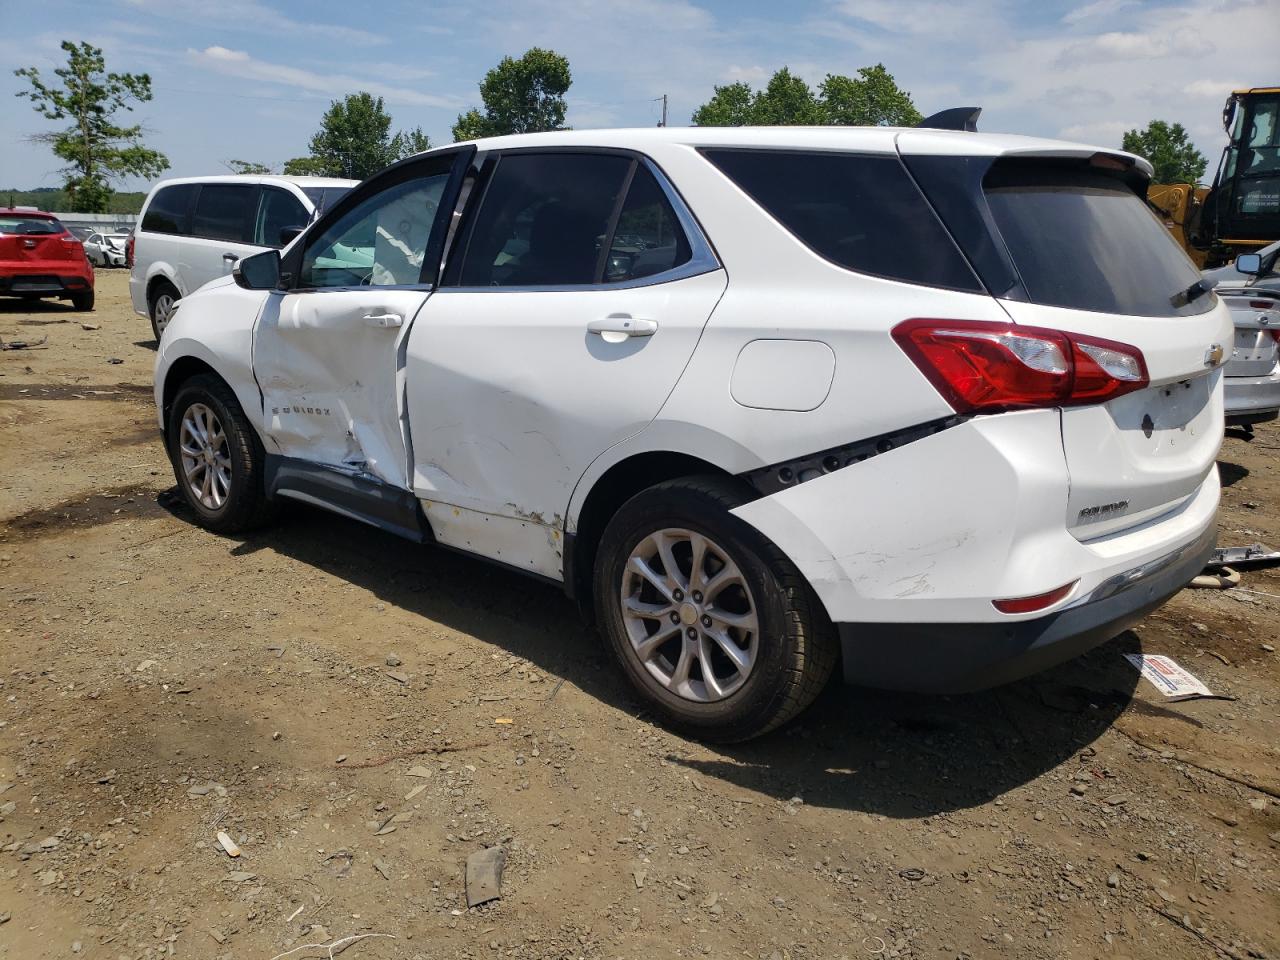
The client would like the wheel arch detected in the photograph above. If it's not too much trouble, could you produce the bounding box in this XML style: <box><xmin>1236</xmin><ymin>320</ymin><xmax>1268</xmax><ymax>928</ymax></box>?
<box><xmin>565</xmin><ymin>449</ymin><xmax>753</xmax><ymax>607</ymax></box>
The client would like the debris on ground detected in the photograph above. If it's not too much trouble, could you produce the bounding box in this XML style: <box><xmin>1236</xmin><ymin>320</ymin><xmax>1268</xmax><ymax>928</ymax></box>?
<box><xmin>1125</xmin><ymin>653</ymin><xmax>1214</xmax><ymax>700</ymax></box>
<box><xmin>465</xmin><ymin>846</ymin><xmax>507</xmax><ymax>907</ymax></box>
<box><xmin>217</xmin><ymin>831</ymin><xmax>242</xmax><ymax>857</ymax></box>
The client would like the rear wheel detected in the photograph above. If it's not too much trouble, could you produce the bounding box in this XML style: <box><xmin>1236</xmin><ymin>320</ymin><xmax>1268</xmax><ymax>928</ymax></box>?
<box><xmin>149</xmin><ymin>282</ymin><xmax>180</xmax><ymax>340</ymax></box>
<box><xmin>71</xmin><ymin>290</ymin><xmax>94</xmax><ymax>311</ymax></box>
<box><xmin>593</xmin><ymin>476</ymin><xmax>837</xmax><ymax>742</ymax></box>
<box><xmin>167</xmin><ymin>374</ymin><xmax>275</xmax><ymax>533</ymax></box>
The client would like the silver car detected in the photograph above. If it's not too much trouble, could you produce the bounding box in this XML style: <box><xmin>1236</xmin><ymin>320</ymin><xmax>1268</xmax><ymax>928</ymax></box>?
<box><xmin>1205</xmin><ymin>243</ymin><xmax>1280</xmax><ymax>429</ymax></box>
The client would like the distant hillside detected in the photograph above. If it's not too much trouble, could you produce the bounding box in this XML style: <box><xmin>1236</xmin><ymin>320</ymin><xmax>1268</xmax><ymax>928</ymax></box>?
<box><xmin>1</xmin><ymin>188</ymin><xmax>147</xmax><ymax>214</ymax></box>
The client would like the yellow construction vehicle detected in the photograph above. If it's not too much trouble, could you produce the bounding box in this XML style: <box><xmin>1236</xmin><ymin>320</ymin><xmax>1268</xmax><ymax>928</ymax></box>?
<box><xmin>1148</xmin><ymin>87</ymin><xmax>1279</xmax><ymax>268</ymax></box>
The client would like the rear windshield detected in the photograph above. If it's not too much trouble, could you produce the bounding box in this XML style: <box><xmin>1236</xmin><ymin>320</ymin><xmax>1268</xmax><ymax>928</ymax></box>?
<box><xmin>703</xmin><ymin>149</ymin><xmax>982</xmax><ymax>292</ymax></box>
<box><xmin>0</xmin><ymin>215</ymin><xmax>64</xmax><ymax>236</ymax></box>
<box><xmin>302</xmin><ymin>186</ymin><xmax>352</xmax><ymax>216</ymax></box>
<box><xmin>983</xmin><ymin>162</ymin><xmax>1210</xmax><ymax>316</ymax></box>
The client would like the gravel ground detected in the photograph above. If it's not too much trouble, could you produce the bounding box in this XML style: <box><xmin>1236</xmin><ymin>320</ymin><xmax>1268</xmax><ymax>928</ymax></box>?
<box><xmin>1</xmin><ymin>270</ymin><xmax>1277</xmax><ymax>960</ymax></box>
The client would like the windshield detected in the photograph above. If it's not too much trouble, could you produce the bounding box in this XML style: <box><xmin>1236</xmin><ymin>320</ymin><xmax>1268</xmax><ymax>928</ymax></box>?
<box><xmin>983</xmin><ymin>162</ymin><xmax>1211</xmax><ymax>317</ymax></box>
<box><xmin>0</xmin><ymin>215</ymin><xmax>65</xmax><ymax>236</ymax></box>
<box><xmin>302</xmin><ymin>186</ymin><xmax>352</xmax><ymax>217</ymax></box>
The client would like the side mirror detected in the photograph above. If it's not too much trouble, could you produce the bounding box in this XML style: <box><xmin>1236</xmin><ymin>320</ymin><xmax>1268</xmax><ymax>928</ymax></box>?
<box><xmin>1235</xmin><ymin>253</ymin><xmax>1262</xmax><ymax>275</ymax></box>
<box><xmin>279</xmin><ymin>225</ymin><xmax>304</xmax><ymax>246</ymax></box>
<box><xmin>233</xmin><ymin>249</ymin><xmax>281</xmax><ymax>290</ymax></box>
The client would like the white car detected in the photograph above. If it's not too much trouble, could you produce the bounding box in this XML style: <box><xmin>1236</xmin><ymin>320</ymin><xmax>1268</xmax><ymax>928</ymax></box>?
<box><xmin>83</xmin><ymin>231</ymin><xmax>129</xmax><ymax>268</ymax></box>
<box><xmin>153</xmin><ymin>127</ymin><xmax>1232</xmax><ymax>741</ymax></box>
<box><xmin>129</xmin><ymin>174</ymin><xmax>356</xmax><ymax>339</ymax></box>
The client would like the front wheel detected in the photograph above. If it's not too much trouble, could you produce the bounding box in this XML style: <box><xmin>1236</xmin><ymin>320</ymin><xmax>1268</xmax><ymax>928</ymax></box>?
<box><xmin>593</xmin><ymin>477</ymin><xmax>837</xmax><ymax>742</ymax></box>
<box><xmin>167</xmin><ymin>374</ymin><xmax>275</xmax><ymax>533</ymax></box>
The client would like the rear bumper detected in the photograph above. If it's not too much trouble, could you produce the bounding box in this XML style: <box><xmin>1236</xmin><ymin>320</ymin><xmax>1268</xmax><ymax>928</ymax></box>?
<box><xmin>1224</xmin><ymin>368</ymin><xmax>1280</xmax><ymax>425</ymax></box>
<box><xmin>0</xmin><ymin>272</ymin><xmax>92</xmax><ymax>296</ymax></box>
<box><xmin>837</xmin><ymin>521</ymin><xmax>1216</xmax><ymax>692</ymax></box>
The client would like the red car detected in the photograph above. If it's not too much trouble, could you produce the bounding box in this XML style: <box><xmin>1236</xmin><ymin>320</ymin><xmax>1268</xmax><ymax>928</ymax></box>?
<box><xmin>0</xmin><ymin>208</ymin><xmax>95</xmax><ymax>311</ymax></box>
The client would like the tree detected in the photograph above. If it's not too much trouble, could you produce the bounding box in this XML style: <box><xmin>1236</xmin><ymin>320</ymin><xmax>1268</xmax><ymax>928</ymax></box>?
<box><xmin>224</xmin><ymin>159</ymin><xmax>273</xmax><ymax>175</ymax></box>
<box><xmin>289</xmin><ymin>93</ymin><xmax>432</xmax><ymax>180</ymax></box>
<box><xmin>691</xmin><ymin>63</ymin><xmax>922</xmax><ymax>129</ymax></box>
<box><xmin>13</xmin><ymin>40</ymin><xmax>169</xmax><ymax>213</ymax></box>
<box><xmin>451</xmin><ymin>48</ymin><xmax>571</xmax><ymax>141</ymax></box>
<box><xmin>820</xmin><ymin>65</ymin><xmax>922</xmax><ymax>127</ymax></box>
<box><xmin>1121</xmin><ymin>120</ymin><xmax>1208</xmax><ymax>184</ymax></box>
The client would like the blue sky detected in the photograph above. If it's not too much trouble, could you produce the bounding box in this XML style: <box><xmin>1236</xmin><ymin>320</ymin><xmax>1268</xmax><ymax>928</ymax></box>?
<box><xmin>1</xmin><ymin>0</ymin><xmax>1276</xmax><ymax>190</ymax></box>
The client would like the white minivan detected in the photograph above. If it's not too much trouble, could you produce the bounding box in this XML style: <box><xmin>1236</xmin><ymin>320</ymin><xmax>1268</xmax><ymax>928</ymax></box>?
<box><xmin>129</xmin><ymin>175</ymin><xmax>356</xmax><ymax>338</ymax></box>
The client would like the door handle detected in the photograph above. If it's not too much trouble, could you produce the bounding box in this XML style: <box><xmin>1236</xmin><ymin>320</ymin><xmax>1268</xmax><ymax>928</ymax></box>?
<box><xmin>222</xmin><ymin>253</ymin><xmax>239</xmax><ymax>262</ymax></box>
<box><xmin>587</xmin><ymin>314</ymin><xmax>658</xmax><ymax>343</ymax></box>
<box><xmin>362</xmin><ymin>313</ymin><xmax>404</xmax><ymax>328</ymax></box>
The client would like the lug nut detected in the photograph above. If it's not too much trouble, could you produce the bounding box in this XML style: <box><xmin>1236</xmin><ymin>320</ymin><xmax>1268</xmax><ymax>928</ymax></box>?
<box><xmin>669</xmin><ymin>611</ymin><xmax>680</xmax><ymax>624</ymax></box>
<box><xmin>673</xmin><ymin>588</ymin><xmax>684</xmax><ymax>602</ymax></box>
<box><xmin>686</xmin><ymin>627</ymin><xmax>697</xmax><ymax>639</ymax></box>
<box><xmin>701</xmin><ymin>615</ymin><xmax>712</xmax><ymax>628</ymax></box>
<box><xmin>692</xmin><ymin>591</ymin><xmax>703</xmax><ymax>603</ymax></box>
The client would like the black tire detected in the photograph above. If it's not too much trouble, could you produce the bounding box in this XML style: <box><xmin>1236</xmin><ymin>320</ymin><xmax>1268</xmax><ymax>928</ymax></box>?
<box><xmin>71</xmin><ymin>290</ymin><xmax>94</xmax><ymax>311</ymax></box>
<box><xmin>594</xmin><ymin>476</ymin><xmax>837</xmax><ymax>742</ymax></box>
<box><xmin>149</xmin><ymin>281</ymin><xmax>180</xmax><ymax>341</ymax></box>
<box><xmin>167</xmin><ymin>373</ymin><xmax>275</xmax><ymax>534</ymax></box>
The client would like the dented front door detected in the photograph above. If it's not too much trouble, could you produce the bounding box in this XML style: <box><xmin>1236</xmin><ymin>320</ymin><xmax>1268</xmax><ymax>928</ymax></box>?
<box><xmin>251</xmin><ymin>150</ymin><xmax>470</xmax><ymax>488</ymax></box>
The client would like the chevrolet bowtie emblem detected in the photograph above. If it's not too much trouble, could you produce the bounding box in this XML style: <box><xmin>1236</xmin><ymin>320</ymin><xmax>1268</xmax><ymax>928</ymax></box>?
<box><xmin>1204</xmin><ymin>343</ymin><xmax>1225</xmax><ymax>367</ymax></box>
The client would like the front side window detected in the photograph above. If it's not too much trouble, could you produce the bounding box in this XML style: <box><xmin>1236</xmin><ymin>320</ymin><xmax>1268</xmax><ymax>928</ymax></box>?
<box><xmin>457</xmin><ymin>153</ymin><xmax>631</xmax><ymax>287</ymax></box>
<box><xmin>141</xmin><ymin>184</ymin><xmax>198</xmax><ymax>235</ymax></box>
<box><xmin>256</xmin><ymin>188</ymin><xmax>309</xmax><ymax>247</ymax></box>
<box><xmin>191</xmin><ymin>185</ymin><xmax>256</xmax><ymax>243</ymax></box>
<box><xmin>300</xmin><ymin>174</ymin><xmax>448</xmax><ymax>288</ymax></box>
<box><xmin>703</xmin><ymin>149</ymin><xmax>981</xmax><ymax>292</ymax></box>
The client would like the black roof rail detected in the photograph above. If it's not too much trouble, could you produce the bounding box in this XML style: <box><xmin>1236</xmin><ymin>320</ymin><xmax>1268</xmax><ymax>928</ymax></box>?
<box><xmin>916</xmin><ymin>107</ymin><xmax>981</xmax><ymax>132</ymax></box>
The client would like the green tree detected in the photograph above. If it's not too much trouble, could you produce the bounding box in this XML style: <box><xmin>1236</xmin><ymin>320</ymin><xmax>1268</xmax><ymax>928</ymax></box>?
<box><xmin>691</xmin><ymin>63</ymin><xmax>922</xmax><ymax>128</ymax></box>
<box><xmin>391</xmin><ymin>126</ymin><xmax>432</xmax><ymax>158</ymax></box>
<box><xmin>224</xmin><ymin>159</ymin><xmax>273</xmax><ymax>175</ymax></box>
<box><xmin>1121</xmin><ymin>120</ymin><xmax>1208</xmax><ymax>184</ymax></box>
<box><xmin>820</xmin><ymin>64</ymin><xmax>922</xmax><ymax>127</ymax></box>
<box><xmin>452</xmin><ymin>48</ymin><xmax>571</xmax><ymax>141</ymax></box>
<box><xmin>13</xmin><ymin>40</ymin><xmax>169</xmax><ymax>213</ymax></box>
<box><xmin>293</xmin><ymin>92</ymin><xmax>429</xmax><ymax>180</ymax></box>
<box><xmin>281</xmin><ymin>156</ymin><xmax>330</xmax><ymax>177</ymax></box>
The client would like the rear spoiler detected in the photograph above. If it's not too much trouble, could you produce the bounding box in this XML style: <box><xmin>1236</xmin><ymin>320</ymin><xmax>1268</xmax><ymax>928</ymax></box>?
<box><xmin>917</xmin><ymin>107</ymin><xmax>981</xmax><ymax>132</ymax></box>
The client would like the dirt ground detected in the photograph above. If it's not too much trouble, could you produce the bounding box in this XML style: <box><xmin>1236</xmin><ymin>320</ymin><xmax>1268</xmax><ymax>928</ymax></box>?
<box><xmin>1</xmin><ymin>270</ymin><xmax>1277</xmax><ymax>960</ymax></box>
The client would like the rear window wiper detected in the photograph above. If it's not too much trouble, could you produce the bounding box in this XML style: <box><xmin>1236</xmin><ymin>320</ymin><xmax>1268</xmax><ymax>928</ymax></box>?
<box><xmin>1170</xmin><ymin>277</ymin><xmax>1215</xmax><ymax>308</ymax></box>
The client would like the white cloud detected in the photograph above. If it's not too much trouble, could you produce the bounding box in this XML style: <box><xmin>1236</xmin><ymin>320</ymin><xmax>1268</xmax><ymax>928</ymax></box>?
<box><xmin>1182</xmin><ymin>79</ymin><xmax>1244</xmax><ymax>98</ymax></box>
<box><xmin>1060</xmin><ymin>0</ymin><xmax>1139</xmax><ymax>25</ymax></box>
<box><xmin>1059</xmin><ymin>26</ymin><xmax>1207</xmax><ymax>64</ymax></box>
<box><xmin>186</xmin><ymin>47</ymin><xmax>463</xmax><ymax>109</ymax></box>
<box><xmin>126</xmin><ymin>0</ymin><xmax>389</xmax><ymax>47</ymax></box>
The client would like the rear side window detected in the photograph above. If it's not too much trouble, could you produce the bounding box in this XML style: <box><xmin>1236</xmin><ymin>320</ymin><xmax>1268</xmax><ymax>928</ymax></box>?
<box><xmin>984</xmin><ymin>162</ymin><xmax>1209</xmax><ymax>316</ymax></box>
<box><xmin>141</xmin><ymin>184</ymin><xmax>197</xmax><ymax>235</ymax></box>
<box><xmin>0</xmin><ymin>215</ymin><xmax>64</xmax><ymax>235</ymax></box>
<box><xmin>457</xmin><ymin>153</ymin><xmax>631</xmax><ymax>287</ymax></box>
<box><xmin>255</xmin><ymin>187</ymin><xmax>308</xmax><ymax>247</ymax></box>
<box><xmin>703</xmin><ymin>149</ymin><xmax>981</xmax><ymax>292</ymax></box>
<box><xmin>605</xmin><ymin>166</ymin><xmax>692</xmax><ymax>282</ymax></box>
<box><xmin>191</xmin><ymin>185</ymin><xmax>256</xmax><ymax>243</ymax></box>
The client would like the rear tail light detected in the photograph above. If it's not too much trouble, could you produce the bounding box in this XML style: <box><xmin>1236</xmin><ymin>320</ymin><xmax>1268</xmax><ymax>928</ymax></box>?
<box><xmin>992</xmin><ymin>580</ymin><xmax>1078</xmax><ymax>615</ymax></box>
<box><xmin>126</xmin><ymin>232</ymin><xmax>135</xmax><ymax>269</ymax></box>
<box><xmin>892</xmin><ymin>319</ymin><xmax>1149</xmax><ymax>413</ymax></box>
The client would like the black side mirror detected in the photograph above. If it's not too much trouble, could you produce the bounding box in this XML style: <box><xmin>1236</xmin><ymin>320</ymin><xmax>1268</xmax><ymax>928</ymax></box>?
<box><xmin>233</xmin><ymin>249</ymin><xmax>281</xmax><ymax>290</ymax></box>
<box><xmin>1235</xmin><ymin>253</ymin><xmax>1262</xmax><ymax>276</ymax></box>
<box><xmin>278</xmin><ymin>225</ymin><xmax>304</xmax><ymax>246</ymax></box>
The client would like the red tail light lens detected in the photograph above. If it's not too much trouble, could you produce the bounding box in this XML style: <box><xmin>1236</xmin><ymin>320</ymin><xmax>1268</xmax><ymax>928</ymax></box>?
<box><xmin>993</xmin><ymin>580</ymin><xmax>1078</xmax><ymax>614</ymax></box>
<box><xmin>126</xmin><ymin>232</ymin><xmax>135</xmax><ymax>269</ymax></box>
<box><xmin>892</xmin><ymin>319</ymin><xmax>1149</xmax><ymax>414</ymax></box>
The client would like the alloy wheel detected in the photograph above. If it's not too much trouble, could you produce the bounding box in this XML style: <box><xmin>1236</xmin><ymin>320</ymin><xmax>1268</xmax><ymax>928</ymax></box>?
<box><xmin>154</xmin><ymin>292</ymin><xmax>176</xmax><ymax>335</ymax></box>
<box><xmin>179</xmin><ymin>402</ymin><xmax>231</xmax><ymax>511</ymax></box>
<box><xmin>619</xmin><ymin>528</ymin><xmax>758</xmax><ymax>703</ymax></box>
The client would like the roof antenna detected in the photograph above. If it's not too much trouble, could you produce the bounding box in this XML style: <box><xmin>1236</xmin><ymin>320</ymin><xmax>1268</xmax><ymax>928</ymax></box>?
<box><xmin>917</xmin><ymin>107</ymin><xmax>981</xmax><ymax>132</ymax></box>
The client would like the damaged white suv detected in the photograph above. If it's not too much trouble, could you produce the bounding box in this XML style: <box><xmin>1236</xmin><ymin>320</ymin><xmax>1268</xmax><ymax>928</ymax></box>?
<box><xmin>154</xmin><ymin>126</ymin><xmax>1231</xmax><ymax>741</ymax></box>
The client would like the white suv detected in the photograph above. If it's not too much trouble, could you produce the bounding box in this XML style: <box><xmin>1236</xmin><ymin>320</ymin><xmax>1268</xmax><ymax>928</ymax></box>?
<box><xmin>152</xmin><ymin>127</ymin><xmax>1232</xmax><ymax>741</ymax></box>
<box><xmin>130</xmin><ymin>174</ymin><xmax>356</xmax><ymax>339</ymax></box>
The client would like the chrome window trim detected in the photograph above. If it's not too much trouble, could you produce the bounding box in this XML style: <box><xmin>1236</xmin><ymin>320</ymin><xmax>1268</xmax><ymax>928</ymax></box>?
<box><xmin>439</xmin><ymin>154</ymin><xmax>721</xmax><ymax>294</ymax></box>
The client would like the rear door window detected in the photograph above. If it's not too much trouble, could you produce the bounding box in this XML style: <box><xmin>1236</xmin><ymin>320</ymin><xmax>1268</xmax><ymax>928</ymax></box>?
<box><xmin>456</xmin><ymin>153</ymin><xmax>631</xmax><ymax>287</ymax></box>
<box><xmin>605</xmin><ymin>165</ymin><xmax>692</xmax><ymax>282</ymax></box>
<box><xmin>255</xmin><ymin>187</ymin><xmax>309</xmax><ymax>247</ymax></box>
<box><xmin>983</xmin><ymin>161</ymin><xmax>1209</xmax><ymax>316</ymax></box>
<box><xmin>191</xmin><ymin>185</ymin><xmax>257</xmax><ymax>243</ymax></box>
<box><xmin>141</xmin><ymin>184</ymin><xmax>198</xmax><ymax>235</ymax></box>
<box><xmin>702</xmin><ymin>149</ymin><xmax>981</xmax><ymax>292</ymax></box>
